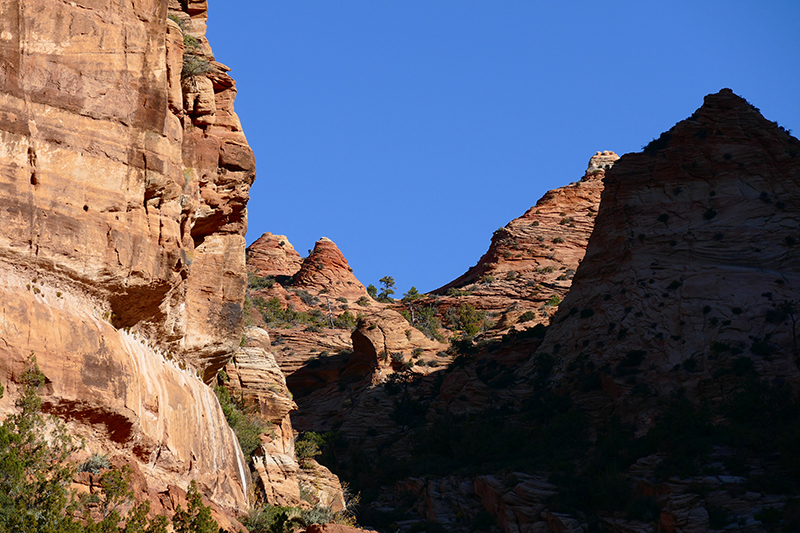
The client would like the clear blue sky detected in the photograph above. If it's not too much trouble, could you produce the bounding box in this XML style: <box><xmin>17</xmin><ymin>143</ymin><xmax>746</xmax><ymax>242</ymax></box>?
<box><xmin>206</xmin><ymin>1</ymin><xmax>800</xmax><ymax>294</ymax></box>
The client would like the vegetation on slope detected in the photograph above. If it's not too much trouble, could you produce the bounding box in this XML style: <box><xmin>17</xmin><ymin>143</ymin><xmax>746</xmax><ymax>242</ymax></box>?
<box><xmin>0</xmin><ymin>356</ymin><xmax>227</xmax><ymax>533</ymax></box>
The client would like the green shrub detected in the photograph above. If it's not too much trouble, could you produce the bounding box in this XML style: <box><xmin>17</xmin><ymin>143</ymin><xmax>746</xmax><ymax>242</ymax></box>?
<box><xmin>620</xmin><ymin>350</ymin><xmax>646</xmax><ymax>368</ymax></box>
<box><xmin>168</xmin><ymin>13</ymin><xmax>187</xmax><ymax>31</ymax></box>
<box><xmin>248</xmin><ymin>272</ymin><xmax>275</xmax><ymax>291</ymax></box>
<box><xmin>214</xmin><ymin>383</ymin><xmax>273</xmax><ymax>462</ymax></box>
<box><xmin>366</xmin><ymin>284</ymin><xmax>377</xmax><ymax>299</ymax></box>
<box><xmin>172</xmin><ymin>480</ymin><xmax>219</xmax><ymax>533</ymax></box>
<box><xmin>295</xmin><ymin>432</ymin><xmax>330</xmax><ymax>468</ymax></box>
<box><xmin>0</xmin><ymin>355</ymin><xmax>199</xmax><ymax>532</ymax></box>
<box><xmin>445</xmin><ymin>304</ymin><xmax>487</xmax><ymax>336</ymax></box>
<box><xmin>402</xmin><ymin>286</ymin><xmax>422</xmax><ymax>302</ymax></box>
<box><xmin>294</xmin><ymin>290</ymin><xmax>319</xmax><ymax>306</ymax></box>
<box><xmin>377</xmin><ymin>276</ymin><xmax>396</xmax><ymax>302</ymax></box>
<box><xmin>447</xmin><ymin>287</ymin><xmax>471</xmax><ymax>296</ymax></box>
<box><xmin>333</xmin><ymin>310</ymin><xmax>357</xmax><ymax>329</ymax></box>
<box><xmin>181</xmin><ymin>54</ymin><xmax>211</xmax><ymax>80</ymax></box>
<box><xmin>183</xmin><ymin>33</ymin><xmax>200</xmax><ymax>49</ymax></box>
<box><xmin>78</xmin><ymin>453</ymin><xmax>112</xmax><ymax>474</ymax></box>
<box><xmin>402</xmin><ymin>304</ymin><xmax>443</xmax><ymax>341</ymax></box>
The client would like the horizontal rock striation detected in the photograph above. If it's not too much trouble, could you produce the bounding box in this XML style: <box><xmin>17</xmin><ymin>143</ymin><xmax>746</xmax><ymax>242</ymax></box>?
<box><xmin>247</xmin><ymin>232</ymin><xmax>304</xmax><ymax>278</ymax></box>
<box><xmin>0</xmin><ymin>0</ymin><xmax>254</xmax><ymax>512</ymax></box>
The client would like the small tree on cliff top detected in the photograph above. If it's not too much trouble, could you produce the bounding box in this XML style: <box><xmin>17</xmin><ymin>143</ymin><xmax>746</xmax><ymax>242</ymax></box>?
<box><xmin>377</xmin><ymin>276</ymin><xmax>396</xmax><ymax>302</ymax></box>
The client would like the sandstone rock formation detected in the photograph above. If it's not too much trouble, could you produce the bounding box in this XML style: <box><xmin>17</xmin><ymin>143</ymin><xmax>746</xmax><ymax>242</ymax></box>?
<box><xmin>244</xmin><ymin>233</ymin><xmax>449</xmax><ymax>401</ymax></box>
<box><xmin>247</xmin><ymin>232</ymin><xmax>304</xmax><ymax>278</ymax></box>
<box><xmin>223</xmin><ymin>325</ymin><xmax>352</xmax><ymax>514</ymax></box>
<box><xmin>533</xmin><ymin>89</ymin><xmax>800</xmax><ymax>425</ymax></box>
<box><xmin>585</xmin><ymin>150</ymin><xmax>620</xmax><ymax>176</ymax></box>
<box><xmin>294</xmin><ymin>237</ymin><xmax>371</xmax><ymax>300</ymax></box>
<box><xmin>0</xmin><ymin>0</ymin><xmax>253</xmax><ymax>514</ymax></box>
<box><xmin>277</xmin><ymin>93</ymin><xmax>800</xmax><ymax>533</ymax></box>
<box><xmin>346</xmin><ymin>309</ymin><xmax>448</xmax><ymax>379</ymax></box>
<box><xmin>392</xmin><ymin>151</ymin><xmax>615</xmax><ymax>341</ymax></box>
<box><xmin>225</xmin><ymin>327</ymin><xmax>302</xmax><ymax>507</ymax></box>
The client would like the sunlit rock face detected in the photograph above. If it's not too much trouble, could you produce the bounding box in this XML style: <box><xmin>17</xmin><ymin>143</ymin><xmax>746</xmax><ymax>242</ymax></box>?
<box><xmin>0</xmin><ymin>0</ymin><xmax>255</xmax><ymax>512</ymax></box>
<box><xmin>531</xmin><ymin>89</ymin><xmax>800</xmax><ymax>426</ymax></box>
<box><xmin>247</xmin><ymin>232</ymin><xmax>304</xmax><ymax>278</ymax></box>
<box><xmin>423</xmin><ymin>152</ymin><xmax>609</xmax><ymax>338</ymax></box>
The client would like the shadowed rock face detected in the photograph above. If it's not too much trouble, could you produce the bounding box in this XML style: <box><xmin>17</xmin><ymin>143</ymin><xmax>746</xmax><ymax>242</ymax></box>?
<box><xmin>532</xmin><ymin>89</ymin><xmax>800</xmax><ymax>425</ymax></box>
<box><xmin>0</xmin><ymin>0</ymin><xmax>253</xmax><ymax>512</ymax></box>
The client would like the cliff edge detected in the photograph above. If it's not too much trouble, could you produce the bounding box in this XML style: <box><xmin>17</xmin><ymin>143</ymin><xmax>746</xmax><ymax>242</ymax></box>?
<box><xmin>0</xmin><ymin>0</ymin><xmax>254</xmax><ymax>513</ymax></box>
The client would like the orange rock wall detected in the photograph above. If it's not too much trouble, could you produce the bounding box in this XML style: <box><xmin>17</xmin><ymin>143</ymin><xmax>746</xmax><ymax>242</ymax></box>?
<box><xmin>0</xmin><ymin>0</ymin><xmax>254</xmax><ymax>511</ymax></box>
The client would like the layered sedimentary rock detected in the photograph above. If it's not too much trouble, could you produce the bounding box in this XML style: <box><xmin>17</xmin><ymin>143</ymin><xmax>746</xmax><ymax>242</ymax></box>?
<box><xmin>247</xmin><ymin>232</ymin><xmax>304</xmax><ymax>278</ymax></box>
<box><xmin>397</xmin><ymin>152</ymin><xmax>616</xmax><ymax>339</ymax></box>
<box><xmin>434</xmin><ymin>154</ymin><xmax>613</xmax><ymax>298</ymax></box>
<box><xmin>294</xmin><ymin>238</ymin><xmax>370</xmax><ymax>299</ymax></box>
<box><xmin>0</xmin><ymin>0</ymin><xmax>253</xmax><ymax>512</ymax></box>
<box><xmin>533</xmin><ymin>89</ymin><xmax>800</xmax><ymax>423</ymax></box>
<box><xmin>224</xmin><ymin>326</ymin><xmax>349</xmax><ymax>511</ymax></box>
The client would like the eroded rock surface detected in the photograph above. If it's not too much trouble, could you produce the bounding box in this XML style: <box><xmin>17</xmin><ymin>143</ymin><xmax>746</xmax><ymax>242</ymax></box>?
<box><xmin>534</xmin><ymin>89</ymin><xmax>800</xmax><ymax>425</ymax></box>
<box><xmin>410</xmin><ymin>153</ymin><xmax>614</xmax><ymax>339</ymax></box>
<box><xmin>0</xmin><ymin>0</ymin><xmax>253</xmax><ymax>513</ymax></box>
<box><xmin>247</xmin><ymin>232</ymin><xmax>304</xmax><ymax>278</ymax></box>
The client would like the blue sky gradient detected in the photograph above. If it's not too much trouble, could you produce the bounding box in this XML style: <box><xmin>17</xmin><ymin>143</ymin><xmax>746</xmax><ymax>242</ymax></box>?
<box><xmin>207</xmin><ymin>1</ymin><xmax>800</xmax><ymax>294</ymax></box>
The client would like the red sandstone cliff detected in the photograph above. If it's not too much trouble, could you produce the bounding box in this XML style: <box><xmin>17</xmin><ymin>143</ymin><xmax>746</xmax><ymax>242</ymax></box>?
<box><xmin>389</xmin><ymin>151</ymin><xmax>617</xmax><ymax>339</ymax></box>
<box><xmin>0</xmin><ymin>0</ymin><xmax>253</xmax><ymax>514</ymax></box>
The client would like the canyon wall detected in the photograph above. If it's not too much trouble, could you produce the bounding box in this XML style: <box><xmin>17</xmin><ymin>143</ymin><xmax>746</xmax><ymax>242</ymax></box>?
<box><xmin>533</xmin><ymin>89</ymin><xmax>800</xmax><ymax>425</ymax></box>
<box><xmin>0</xmin><ymin>0</ymin><xmax>254</xmax><ymax>511</ymax></box>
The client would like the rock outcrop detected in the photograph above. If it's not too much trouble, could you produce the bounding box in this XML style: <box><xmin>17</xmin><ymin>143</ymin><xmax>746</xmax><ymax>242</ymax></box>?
<box><xmin>392</xmin><ymin>152</ymin><xmax>616</xmax><ymax>341</ymax></box>
<box><xmin>247</xmin><ymin>232</ymin><xmax>304</xmax><ymax>278</ymax></box>
<box><xmin>294</xmin><ymin>238</ymin><xmax>370</xmax><ymax>300</ymax></box>
<box><xmin>533</xmin><ymin>89</ymin><xmax>800</xmax><ymax>425</ymax></box>
<box><xmin>245</xmin><ymin>233</ymin><xmax>448</xmax><ymax>396</ymax></box>
<box><xmin>0</xmin><ymin>0</ymin><xmax>253</xmax><ymax>514</ymax></box>
<box><xmin>223</xmin><ymin>325</ymin><xmax>351</xmax><ymax>513</ymax></box>
<box><xmin>272</xmin><ymin>92</ymin><xmax>800</xmax><ymax>533</ymax></box>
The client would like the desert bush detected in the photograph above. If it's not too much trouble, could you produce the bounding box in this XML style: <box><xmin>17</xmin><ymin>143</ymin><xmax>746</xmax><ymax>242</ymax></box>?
<box><xmin>248</xmin><ymin>272</ymin><xmax>275</xmax><ymax>291</ymax></box>
<box><xmin>402</xmin><ymin>304</ymin><xmax>443</xmax><ymax>341</ymax></box>
<box><xmin>0</xmin><ymin>355</ymin><xmax>212</xmax><ymax>532</ymax></box>
<box><xmin>181</xmin><ymin>53</ymin><xmax>211</xmax><ymax>80</ymax></box>
<box><xmin>333</xmin><ymin>310</ymin><xmax>357</xmax><ymax>329</ymax></box>
<box><xmin>447</xmin><ymin>287</ymin><xmax>471</xmax><ymax>296</ymax></box>
<box><xmin>294</xmin><ymin>290</ymin><xmax>319</xmax><ymax>306</ymax></box>
<box><xmin>78</xmin><ymin>453</ymin><xmax>112</xmax><ymax>474</ymax></box>
<box><xmin>402</xmin><ymin>286</ymin><xmax>422</xmax><ymax>302</ymax></box>
<box><xmin>214</xmin><ymin>380</ymin><xmax>274</xmax><ymax>462</ymax></box>
<box><xmin>445</xmin><ymin>304</ymin><xmax>487</xmax><ymax>336</ymax></box>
